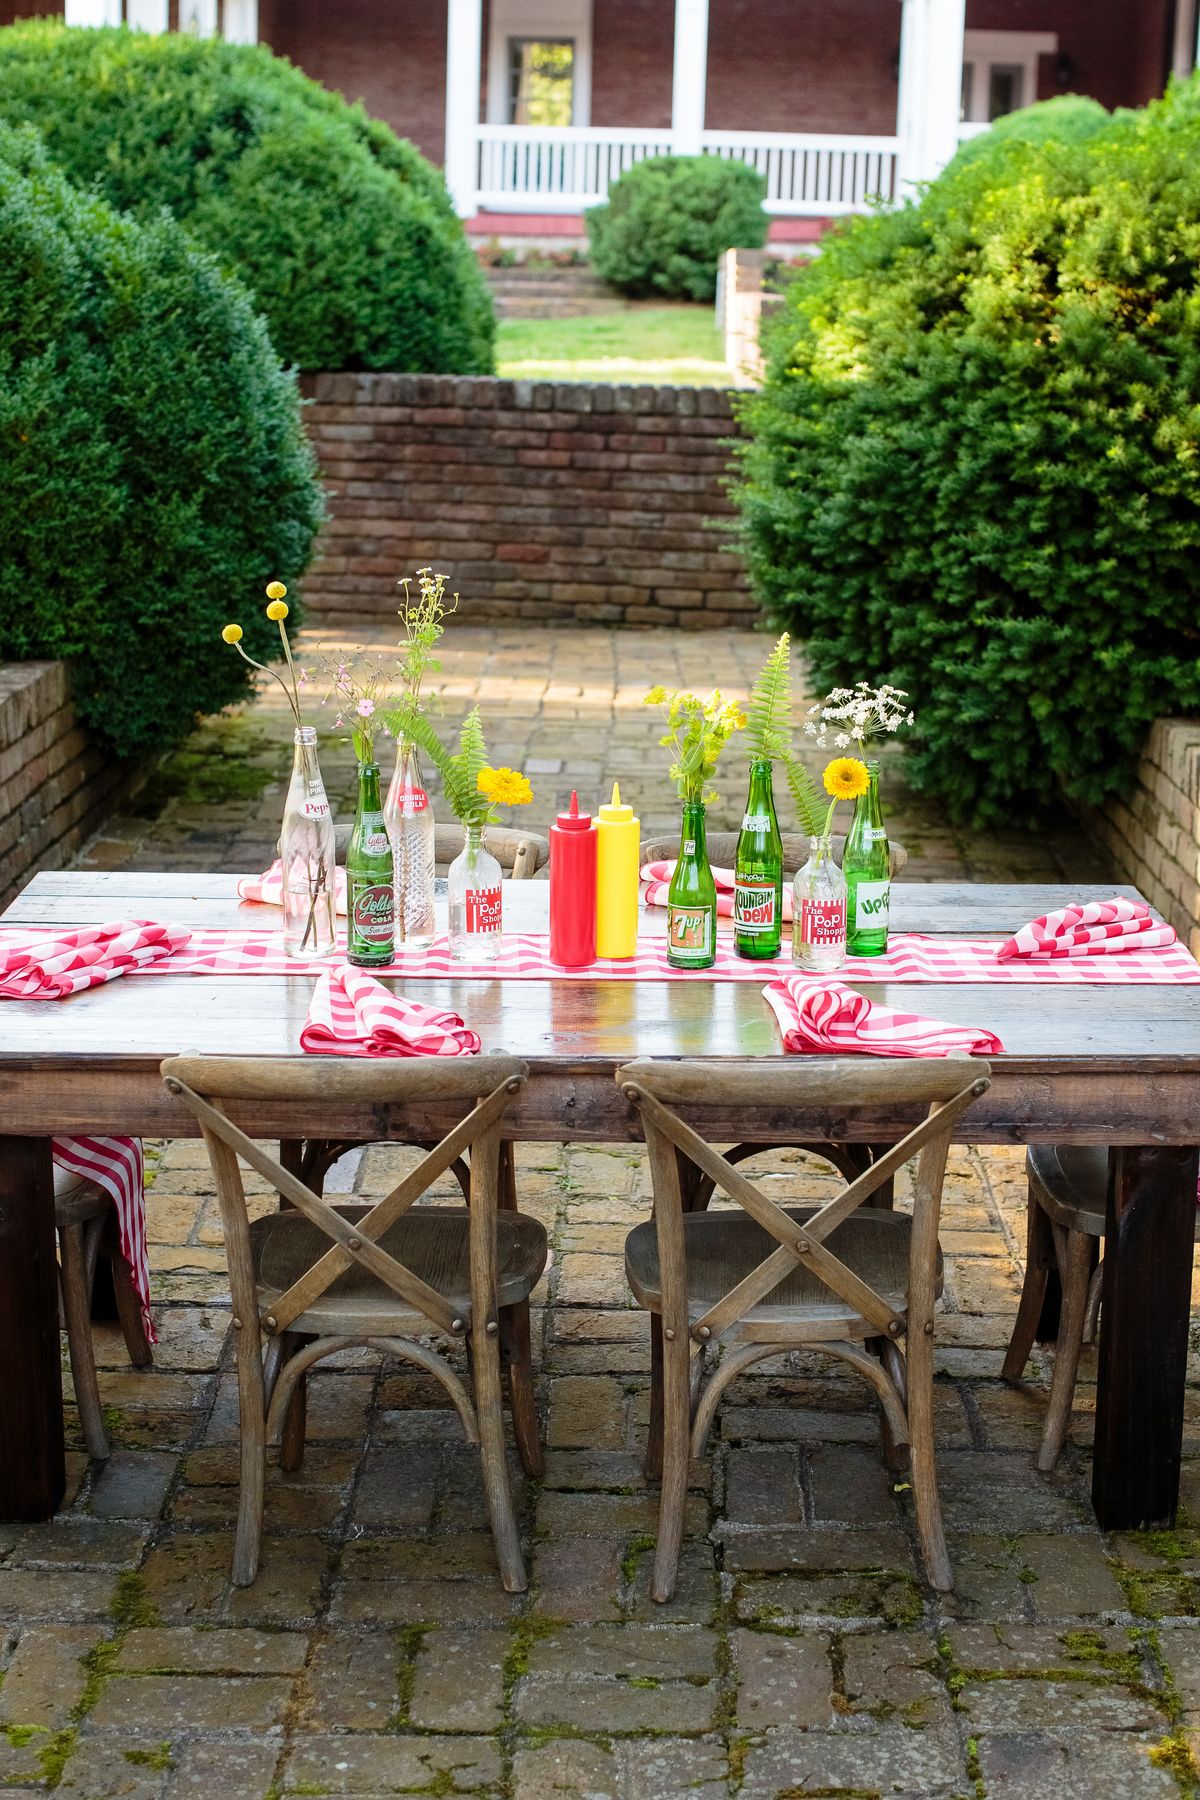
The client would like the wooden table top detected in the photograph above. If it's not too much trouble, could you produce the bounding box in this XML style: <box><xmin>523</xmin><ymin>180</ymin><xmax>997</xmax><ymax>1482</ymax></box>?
<box><xmin>2</xmin><ymin>873</ymin><xmax>1199</xmax><ymax>1145</ymax></box>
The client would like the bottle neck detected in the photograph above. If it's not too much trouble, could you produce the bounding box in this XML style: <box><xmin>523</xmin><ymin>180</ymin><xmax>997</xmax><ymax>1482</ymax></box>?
<box><xmin>292</xmin><ymin>727</ymin><xmax>321</xmax><ymax>785</ymax></box>
<box><xmin>680</xmin><ymin>800</ymin><xmax>708</xmax><ymax>856</ymax></box>
<box><xmin>357</xmin><ymin>762</ymin><xmax>382</xmax><ymax>812</ymax></box>
<box><xmin>747</xmin><ymin>759</ymin><xmax>775</xmax><ymax>806</ymax></box>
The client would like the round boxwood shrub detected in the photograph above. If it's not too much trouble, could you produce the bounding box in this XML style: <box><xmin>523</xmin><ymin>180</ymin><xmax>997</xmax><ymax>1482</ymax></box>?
<box><xmin>0</xmin><ymin>123</ymin><xmax>324</xmax><ymax>759</ymax></box>
<box><xmin>0</xmin><ymin>21</ymin><xmax>494</xmax><ymax>373</ymax></box>
<box><xmin>737</xmin><ymin>92</ymin><xmax>1200</xmax><ymax>826</ymax></box>
<box><xmin>587</xmin><ymin>154</ymin><xmax>767</xmax><ymax>301</ymax></box>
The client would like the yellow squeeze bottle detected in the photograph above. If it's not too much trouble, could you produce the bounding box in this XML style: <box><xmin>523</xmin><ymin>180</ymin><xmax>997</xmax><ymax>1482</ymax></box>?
<box><xmin>595</xmin><ymin>781</ymin><xmax>640</xmax><ymax>959</ymax></box>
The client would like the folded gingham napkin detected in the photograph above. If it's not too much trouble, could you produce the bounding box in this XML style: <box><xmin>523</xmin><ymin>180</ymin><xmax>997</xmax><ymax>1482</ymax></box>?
<box><xmin>765</xmin><ymin>973</ymin><xmax>1003</xmax><ymax>1058</ymax></box>
<box><xmin>0</xmin><ymin>920</ymin><xmax>191</xmax><ymax>1000</ymax></box>
<box><xmin>996</xmin><ymin>896</ymin><xmax>1177</xmax><ymax>961</ymax></box>
<box><xmin>641</xmin><ymin>861</ymin><xmax>794</xmax><ymax>923</ymax></box>
<box><xmin>238</xmin><ymin>859</ymin><xmax>349</xmax><ymax>914</ymax></box>
<box><xmin>301</xmin><ymin>965</ymin><xmax>480</xmax><ymax>1057</ymax></box>
<box><xmin>52</xmin><ymin>1137</ymin><xmax>156</xmax><ymax>1343</ymax></box>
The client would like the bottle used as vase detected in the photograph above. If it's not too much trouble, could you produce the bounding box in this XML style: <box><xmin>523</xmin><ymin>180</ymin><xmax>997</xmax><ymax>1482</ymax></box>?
<box><xmin>792</xmin><ymin>835</ymin><xmax>847</xmax><ymax>973</ymax></box>
<box><xmin>666</xmin><ymin>800</ymin><xmax>717</xmax><ymax>970</ymax></box>
<box><xmin>279</xmin><ymin>725</ymin><xmax>337</xmax><ymax>959</ymax></box>
<box><xmin>448</xmin><ymin>825</ymin><xmax>503</xmax><ymax>962</ymax></box>
<box><xmin>347</xmin><ymin>760</ymin><xmax>395</xmax><ymax>967</ymax></box>
<box><xmin>842</xmin><ymin>759</ymin><xmax>890</xmax><ymax>956</ymax></box>
<box><xmin>384</xmin><ymin>736</ymin><xmax>436</xmax><ymax>947</ymax></box>
<box><xmin>733</xmin><ymin>758</ymin><xmax>783</xmax><ymax>960</ymax></box>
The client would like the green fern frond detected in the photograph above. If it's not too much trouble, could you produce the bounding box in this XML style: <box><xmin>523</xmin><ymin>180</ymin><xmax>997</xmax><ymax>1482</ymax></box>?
<box><xmin>782</xmin><ymin>751</ymin><xmax>824</xmax><ymax>838</ymax></box>
<box><xmin>745</xmin><ymin>634</ymin><xmax>793</xmax><ymax>763</ymax></box>
<box><xmin>388</xmin><ymin>703</ymin><xmax>476</xmax><ymax>822</ymax></box>
<box><xmin>458</xmin><ymin>707</ymin><xmax>489</xmax><ymax>805</ymax></box>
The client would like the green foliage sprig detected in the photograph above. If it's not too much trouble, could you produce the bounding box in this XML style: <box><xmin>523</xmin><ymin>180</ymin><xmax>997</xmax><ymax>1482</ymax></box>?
<box><xmin>644</xmin><ymin>685</ymin><xmax>745</xmax><ymax>805</ymax></box>
<box><xmin>389</xmin><ymin>705</ymin><xmax>533</xmax><ymax>831</ymax></box>
<box><xmin>397</xmin><ymin>567</ymin><xmax>457</xmax><ymax>710</ymax></box>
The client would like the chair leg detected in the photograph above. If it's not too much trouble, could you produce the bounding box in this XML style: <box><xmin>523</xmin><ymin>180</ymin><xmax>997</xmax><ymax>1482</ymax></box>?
<box><xmin>906</xmin><ymin>1319</ymin><xmax>951</xmax><ymax>1592</ymax></box>
<box><xmin>59</xmin><ymin>1221</ymin><xmax>110</xmax><ymax>1462</ymax></box>
<box><xmin>1002</xmin><ymin>1191</ymin><xmax>1054</xmax><ymax>1381</ymax></box>
<box><xmin>278</xmin><ymin>1334</ymin><xmax>308</xmax><ymax>1474</ymax></box>
<box><xmin>232</xmin><ymin>1331</ymin><xmax>268</xmax><ymax>1587</ymax></box>
<box><xmin>471</xmin><ymin>1322</ymin><xmax>526</xmax><ymax>1593</ymax></box>
<box><xmin>1036</xmin><ymin>1226</ymin><xmax>1093</xmax><ymax>1474</ymax></box>
<box><xmin>108</xmin><ymin>1247</ymin><xmax>154</xmax><ymax>1369</ymax></box>
<box><xmin>1083</xmin><ymin>1258</ymin><xmax>1104</xmax><ymax>1345</ymax></box>
<box><xmin>501</xmin><ymin>1303</ymin><xmax>543</xmax><ymax>1479</ymax></box>
<box><xmin>651</xmin><ymin>1325</ymin><xmax>692</xmax><ymax>1603</ymax></box>
<box><xmin>645</xmin><ymin>1314</ymin><xmax>665</xmax><ymax>1481</ymax></box>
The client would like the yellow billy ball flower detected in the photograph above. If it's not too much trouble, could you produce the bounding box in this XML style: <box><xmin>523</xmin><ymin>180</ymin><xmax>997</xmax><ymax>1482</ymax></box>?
<box><xmin>477</xmin><ymin>766</ymin><xmax>533</xmax><ymax>807</ymax></box>
<box><xmin>266</xmin><ymin>600</ymin><xmax>289</xmax><ymax>622</ymax></box>
<box><xmin>823</xmin><ymin>757</ymin><xmax>870</xmax><ymax>801</ymax></box>
<box><xmin>221</xmin><ymin>623</ymin><xmax>243</xmax><ymax>644</ymax></box>
<box><xmin>265</xmin><ymin>580</ymin><xmax>288</xmax><ymax>601</ymax></box>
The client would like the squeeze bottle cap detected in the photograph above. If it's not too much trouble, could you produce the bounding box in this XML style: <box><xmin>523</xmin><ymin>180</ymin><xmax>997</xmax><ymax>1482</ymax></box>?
<box><xmin>555</xmin><ymin>790</ymin><xmax>593</xmax><ymax>833</ymax></box>
<box><xmin>598</xmin><ymin>780</ymin><xmax>635</xmax><ymax>824</ymax></box>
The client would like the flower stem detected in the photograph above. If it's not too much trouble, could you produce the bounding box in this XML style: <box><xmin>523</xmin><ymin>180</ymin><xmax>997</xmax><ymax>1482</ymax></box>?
<box><xmin>233</xmin><ymin>643</ymin><xmax>303</xmax><ymax>731</ymax></box>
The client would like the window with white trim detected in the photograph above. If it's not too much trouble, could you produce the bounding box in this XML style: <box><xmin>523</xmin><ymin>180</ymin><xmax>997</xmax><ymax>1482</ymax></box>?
<box><xmin>961</xmin><ymin>30</ymin><xmax>1058</xmax><ymax>124</ymax></box>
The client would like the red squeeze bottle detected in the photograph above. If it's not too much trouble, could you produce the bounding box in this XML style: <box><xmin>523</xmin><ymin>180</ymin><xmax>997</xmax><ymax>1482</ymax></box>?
<box><xmin>549</xmin><ymin>791</ymin><xmax>597</xmax><ymax>967</ymax></box>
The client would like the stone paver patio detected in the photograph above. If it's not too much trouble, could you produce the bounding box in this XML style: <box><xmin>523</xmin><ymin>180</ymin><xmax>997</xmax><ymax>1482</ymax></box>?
<box><xmin>6</xmin><ymin>626</ymin><xmax>1198</xmax><ymax>1799</ymax></box>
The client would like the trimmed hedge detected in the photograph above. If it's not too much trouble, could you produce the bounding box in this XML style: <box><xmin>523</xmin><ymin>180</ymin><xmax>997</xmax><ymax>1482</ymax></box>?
<box><xmin>0</xmin><ymin>124</ymin><xmax>324</xmax><ymax>759</ymax></box>
<box><xmin>0</xmin><ymin>21</ymin><xmax>494</xmax><ymax>374</ymax></box>
<box><xmin>737</xmin><ymin>92</ymin><xmax>1200</xmax><ymax>826</ymax></box>
<box><xmin>587</xmin><ymin>154</ymin><xmax>767</xmax><ymax>302</ymax></box>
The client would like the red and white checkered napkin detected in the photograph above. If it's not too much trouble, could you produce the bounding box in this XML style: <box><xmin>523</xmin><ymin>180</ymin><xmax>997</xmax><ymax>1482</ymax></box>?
<box><xmin>764</xmin><ymin>972</ymin><xmax>1004</xmax><ymax>1059</ymax></box>
<box><xmin>641</xmin><ymin>861</ymin><xmax>795</xmax><ymax>923</ymax></box>
<box><xmin>237</xmin><ymin>860</ymin><xmax>348</xmax><ymax>914</ymax></box>
<box><xmin>301</xmin><ymin>965</ymin><xmax>481</xmax><ymax>1058</ymax></box>
<box><xmin>996</xmin><ymin>896</ymin><xmax>1177</xmax><ymax>962</ymax></box>
<box><xmin>51</xmin><ymin>1136</ymin><xmax>156</xmax><ymax>1343</ymax></box>
<box><xmin>0</xmin><ymin>920</ymin><xmax>191</xmax><ymax>999</ymax></box>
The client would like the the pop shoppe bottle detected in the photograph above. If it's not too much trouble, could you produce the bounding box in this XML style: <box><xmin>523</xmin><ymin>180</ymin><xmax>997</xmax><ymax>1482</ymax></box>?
<box><xmin>792</xmin><ymin>835</ymin><xmax>847</xmax><ymax>973</ymax></box>
<box><xmin>843</xmin><ymin>759</ymin><xmax>890</xmax><ymax>956</ymax></box>
<box><xmin>448</xmin><ymin>827</ymin><xmax>504</xmax><ymax>963</ymax></box>
<box><xmin>734</xmin><ymin>758</ymin><xmax>783</xmax><ymax>960</ymax></box>
<box><xmin>667</xmin><ymin>800</ymin><xmax>717</xmax><ymax>970</ymax></box>
<box><xmin>347</xmin><ymin>761</ymin><xmax>395</xmax><ymax>967</ymax></box>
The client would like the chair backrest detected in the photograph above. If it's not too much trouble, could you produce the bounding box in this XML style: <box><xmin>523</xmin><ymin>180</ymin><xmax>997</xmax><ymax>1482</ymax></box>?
<box><xmin>161</xmin><ymin>1055</ymin><xmax>528</xmax><ymax>1346</ymax></box>
<box><xmin>617</xmin><ymin>1057</ymin><xmax>989</xmax><ymax>1345</ymax></box>
<box><xmin>334</xmin><ymin>822</ymin><xmax>547</xmax><ymax>879</ymax></box>
<box><xmin>641</xmin><ymin>832</ymin><xmax>907</xmax><ymax>880</ymax></box>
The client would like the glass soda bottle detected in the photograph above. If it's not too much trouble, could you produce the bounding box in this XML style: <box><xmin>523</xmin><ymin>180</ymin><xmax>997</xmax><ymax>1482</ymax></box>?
<box><xmin>346</xmin><ymin>760</ymin><xmax>395</xmax><ymax>967</ymax></box>
<box><xmin>733</xmin><ymin>758</ymin><xmax>783</xmax><ymax>960</ymax></box>
<box><xmin>792</xmin><ymin>835</ymin><xmax>847</xmax><ymax>973</ymax></box>
<box><xmin>384</xmin><ymin>736</ymin><xmax>436</xmax><ymax>946</ymax></box>
<box><xmin>843</xmin><ymin>760</ymin><xmax>890</xmax><ymax>956</ymax></box>
<box><xmin>448</xmin><ymin>826</ymin><xmax>504</xmax><ymax>963</ymax></box>
<box><xmin>280</xmin><ymin>725</ymin><xmax>337</xmax><ymax>959</ymax></box>
<box><xmin>666</xmin><ymin>800</ymin><xmax>717</xmax><ymax>970</ymax></box>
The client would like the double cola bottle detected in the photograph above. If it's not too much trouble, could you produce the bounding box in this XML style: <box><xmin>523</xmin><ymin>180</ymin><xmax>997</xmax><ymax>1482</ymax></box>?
<box><xmin>733</xmin><ymin>759</ymin><xmax>783</xmax><ymax>960</ymax></box>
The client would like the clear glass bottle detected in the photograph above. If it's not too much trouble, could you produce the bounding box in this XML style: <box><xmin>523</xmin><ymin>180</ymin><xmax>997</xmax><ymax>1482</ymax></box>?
<box><xmin>792</xmin><ymin>834</ymin><xmax>847</xmax><ymax>973</ymax></box>
<box><xmin>448</xmin><ymin>825</ymin><xmax>503</xmax><ymax>962</ymax></box>
<box><xmin>279</xmin><ymin>725</ymin><xmax>337</xmax><ymax>959</ymax></box>
<box><xmin>843</xmin><ymin>759</ymin><xmax>890</xmax><ymax>956</ymax></box>
<box><xmin>384</xmin><ymin>736</ymin><xmax>436</xmax><ymax>946</ymax></box>
<box><xmin>666</xmin><ymin>799</ymin><xmax>717</xmax><ymax>970</ymax></box>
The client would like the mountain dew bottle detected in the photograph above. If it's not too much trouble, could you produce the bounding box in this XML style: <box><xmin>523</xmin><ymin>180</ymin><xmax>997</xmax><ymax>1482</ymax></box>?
<box><xmin>734</xmin><ymin>759</ymin><xmax>783</xmax><ymax>960</ymax></box>
<box><xmin>843</xmin><ymin>760</ymin><xmax>890</xmax><ymax>956</ymax></box>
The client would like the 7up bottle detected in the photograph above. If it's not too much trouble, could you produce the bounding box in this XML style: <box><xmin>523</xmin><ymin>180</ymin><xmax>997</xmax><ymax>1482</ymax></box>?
<box><xmin>734</xmin><ymin>759</ymin><xmax>783</xmax><ymax>960</ymax></box>
<box><xmin>347</xmin><ymin>760</ymin><xmax>395</xmax><ymax>967</ymax></box>
<box><xmin>666</xmin><ymin>800</ymin><xmax>717</xmax><ymax>970</ymax></box>
<box><xmin>843</xmin><ymin>759</ymin><xmax>890</xmax><ymax>956</ymax></box>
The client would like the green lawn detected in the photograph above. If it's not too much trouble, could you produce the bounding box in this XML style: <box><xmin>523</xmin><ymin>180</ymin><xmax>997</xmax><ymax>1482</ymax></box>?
<box><xmin>496</xmin><ymin>304</ymin><xmax>730</xmax><ymax>385</ymax></box>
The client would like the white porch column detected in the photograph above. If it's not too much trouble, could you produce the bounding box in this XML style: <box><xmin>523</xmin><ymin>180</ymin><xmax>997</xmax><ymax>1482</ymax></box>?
<box><xmin>222</xmin><ymin>0</ymin><xmax>259</xmax><ymax>44</ymax></box>
<box><xmin>125</xmin><ymin>0</ymin><xmax>168</xmax><ymax>28</ymax></box>
<box><xmin>896</xmin><ymin>0</ymin><xmax>965</xmax><ymax>191</ymax></box>
<box><xmin>1172</xmin><ymin>0</ymin><xmax>1199</xmax><ymax>78</ymax></box>
<box><xmin>445</xmin><ymin>0</ymin><xmax>483</xmax><ymax>217</ymax></box>
<box><xmin>64</xmin><ymin>0</ymin><xmax>122</xmax><ymax>23</ymax></box>
<box><xmin>671</xmin><ymin>0</ymin><xmax>709</xmax><ymax>156</ymax></box>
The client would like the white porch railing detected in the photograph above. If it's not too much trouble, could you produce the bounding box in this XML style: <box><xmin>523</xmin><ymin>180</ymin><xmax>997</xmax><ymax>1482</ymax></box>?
<box><xmin>474</xmin><ymin>125</ymin><xmax>900</xmax><ymax>216</ymax></box>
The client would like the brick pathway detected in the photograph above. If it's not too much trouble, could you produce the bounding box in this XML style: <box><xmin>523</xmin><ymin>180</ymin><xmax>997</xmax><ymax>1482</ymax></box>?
<box><xmin>7</xmin><ymin>627</ymin><xmax>1192</xmax><ymax>1799</ymax></box>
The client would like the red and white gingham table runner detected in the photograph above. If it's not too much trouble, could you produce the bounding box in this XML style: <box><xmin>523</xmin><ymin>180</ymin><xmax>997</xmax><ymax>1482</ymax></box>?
<box><xmin>301</xmin><ymin>966</ymin><xmax>480</xmax><ymax>1057</ymax></box>
<box><xmin>51</xmin><ymin>1135</ymin><xmax>156</xmax><ymax>1343</ymax></box>
<box><xmin>641</xmin><ymin>861</ymin><xmax>796</xmax><ymax>924</ymax></box>
<box><xmin>764</xmin><ymin>974</ymin><xmax>1004</xmax><ymax>1058</ymax></box>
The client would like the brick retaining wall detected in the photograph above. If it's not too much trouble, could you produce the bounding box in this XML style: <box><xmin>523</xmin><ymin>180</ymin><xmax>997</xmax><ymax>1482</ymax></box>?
<box><xmin>299</xmin><ymin>374</ymin><xmax>756</xmax><ymax>629</ymax></box>
<box><xmin>1082</xmin><ymin>719</ymin><xmax>1200</xmax><ymax>957</ymax></box>
<box><xmin>0</xmin><ymin>663</ymin><xmax>134</xmax><ymax>908</ymax></box>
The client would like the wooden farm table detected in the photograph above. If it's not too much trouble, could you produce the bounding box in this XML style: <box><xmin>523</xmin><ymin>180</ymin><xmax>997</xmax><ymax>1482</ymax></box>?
<box><xmin>2</xmin><ymin>871</ymin><xmax>1198</xmax><ymax>1537</ymax></box>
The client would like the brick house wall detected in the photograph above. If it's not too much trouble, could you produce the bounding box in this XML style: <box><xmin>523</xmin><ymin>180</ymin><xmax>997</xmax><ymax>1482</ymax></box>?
<box><xmin>1081</xmin><ymin>720</ymin><xmax>1200</xmax><ymax>959</ymax></box>
<box><xmin>299</xmin><ymin>373</ymin><xmax>755</xmax><ymax>629</ymax></box>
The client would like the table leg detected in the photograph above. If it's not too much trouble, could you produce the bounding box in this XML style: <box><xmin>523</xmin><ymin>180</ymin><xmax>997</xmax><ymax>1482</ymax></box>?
<box><xmin>0</xmin><ymin>1135</ymin><xmax>65</xmax><ymax>1519</ymax></box>
<box><xmin>1092</xmin><ymin>1143</ymin><xmax>1199</xmax><ymax>1531</ymax></box>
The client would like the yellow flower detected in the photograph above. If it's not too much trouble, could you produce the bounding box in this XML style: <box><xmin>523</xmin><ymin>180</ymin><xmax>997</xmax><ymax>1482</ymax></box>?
<box><xmin>823</xmin><ymin>757</ymin><xmax>870</xmax><ymax>801</ymax></box>
<box><xmin>644</xmin><ymin>685</ymin><xmax>667</xmax><ymax>706</ymax></box>
<box><xmin>221</xmin><ymin>623</ymin><xmax>243</xmax><ymax>645</ymax></box>
<box><xmin>478</xmin><ymin>766</ymin><xmax>533</xmax><ymax>808</ymax></box>
<box><xmin>266</xmin><ymin>600</ymin><xmax>289</xmax><ymax>622</ymax></box>
<box><xmin>265</xmin><ymin>580</ymin><xmax>288</xmax><ymax>601</ymax></box>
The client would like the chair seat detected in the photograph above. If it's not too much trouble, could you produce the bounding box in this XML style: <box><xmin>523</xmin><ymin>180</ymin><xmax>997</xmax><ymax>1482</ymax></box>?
<box><xmin>624</xmin><ymin>1207</ymin><xmax>940</xmax><ymax>1343</ymax></box>
<box><xmin>250</xmin><ymin>1206</ymin><xmax>548</xmax><ymax>1336</ymax></box>
<box><xmin>54</xmin><ymin>1164</ymin><xmax>109</xmax><ymax>1226</ymax></box>
<box><xmin>1027</xmin><ymin>1144</ymin><xmax>1200</xmax><ymax>1242</ymax></box>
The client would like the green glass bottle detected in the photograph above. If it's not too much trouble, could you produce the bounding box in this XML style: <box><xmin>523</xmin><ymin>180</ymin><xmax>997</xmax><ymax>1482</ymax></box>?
<box><xmin>843</xmin><ymin>759</ymin><xmax>890</xmax><ymax>956</ymax></box>
<box><xmin>734</xmin><ymin>758</ymin><xmax>783</xmax><ymax>960</ymax></box>
<box><xmin>666</xmin><ymin>800</ymin><xmax>717</xmax><ymax>970</ymax></box>
<box><xmin>346</xmin><ymin>760</ymin><xmax>395</xmax><ymax>967</ymax></box>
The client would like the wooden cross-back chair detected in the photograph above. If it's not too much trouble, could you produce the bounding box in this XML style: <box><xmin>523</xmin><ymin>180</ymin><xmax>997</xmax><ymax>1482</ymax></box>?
<box><xmin>161</xmin><ymin>1054</ymin><xmax>546</xmax><ymax>1593</ymax></box>
<box><xmin>619</xmin><ymin>1056</ymin><xmax>991</xmax><ymax>1601</ymax></box>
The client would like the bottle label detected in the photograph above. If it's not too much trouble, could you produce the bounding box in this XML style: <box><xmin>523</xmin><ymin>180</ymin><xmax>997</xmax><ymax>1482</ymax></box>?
<box><xmin>741</xmin><ymin>812</ymin><xmax>772</xmax><ymax>833</ymax></box>
<box><xmin>853</xmin><ymin>880</ymin><xmax>890</xmax><ymax>931</ymax></box>
<box><xmin>396</xmin><ymin>787</ymin><xmax>429</xmax><ymax>817</ymax></box>
<box><xmin>734</xmin><ymin>880</ymin><xmax>777</xmax><ymax>934</ymax></box>
<box><xmin>301</xmin><ymin>799</ymin><xmax>329</xmax><ymax>820</ymax></box>
<box><xmin>466</xmin><ymin>886</ymin><xmax>503</xmax><ymax>934</ymax></box>
<box><xmin>800</xmin><ymin>897</ymin><xmax>846</xmax><ymax>947</ymax></box>
<box><xmin>351</xmin><ymin>883</ymin><xmax>395</xmax><ymax>944</ymax></box>
<box><xmin>667</xmin><ymin>905</ymin><xmax>713</xmax><ymax>955</ymax></box>
<box><xmin>682</xmin><ymin>839</ymin><xmax>696</xmax><ymax>857</ymax></box>
<box><xmin>361</xmin><ymin>830</ymin><xmax>390</xmax><ymax>857</ymax></box>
